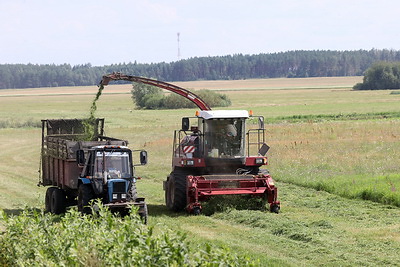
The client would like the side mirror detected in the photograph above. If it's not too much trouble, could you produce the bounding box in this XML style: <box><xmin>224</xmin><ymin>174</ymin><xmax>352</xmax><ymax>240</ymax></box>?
<box><xmin>140</xmin><ymin>150</ymin><xmax>148</xmax><ymax>165</ymax></box>
<box><xmin>258</xmin><ymin>116</ymin><xmax>265</xmax><ymax>129</ymax></box>
<box><xmin>182</xmin><ymin>117</ymin><xmax>189</xmax><ymax>131</ymax></box>
<box><xmin>258</xmin><ymin>143</ymin><xmax>270</xmax><ymax>156</ymax></box>
<box><xmin>76</xmin><ymin>150</ymin><xmax>85</xmax><ymax>166</ymax></box>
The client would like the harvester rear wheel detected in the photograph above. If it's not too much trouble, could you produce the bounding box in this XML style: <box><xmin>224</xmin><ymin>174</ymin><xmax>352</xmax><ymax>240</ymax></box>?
<box><xmin>51</xmin><ymin>188</ymin><xmax>66</xmax><ymax>214</ymax></box>
<box><xmin>78</xmin><ymin>184</ymin><xmax>94</xmax><ymax>214</ymax></box>
<box><xmin>166</xmin><ymin>169</ymin><xmax>188</xmax><ymax>212</ymax></box>
<box><xmin>45</xmin><ymin>187</ymin><xmax>56</xmax><ymax>213</ymax></box>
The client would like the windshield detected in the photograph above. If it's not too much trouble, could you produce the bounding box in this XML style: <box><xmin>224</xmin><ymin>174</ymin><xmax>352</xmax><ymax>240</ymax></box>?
<box><xmin>94</xmin><ymin>151</ymin><xmax>132</xmax><ymax>179</ymax></box>
<box><xmin>203</xmin><ymin>118</ymin><xmax>245</xmax><ymax>158</ymax></box>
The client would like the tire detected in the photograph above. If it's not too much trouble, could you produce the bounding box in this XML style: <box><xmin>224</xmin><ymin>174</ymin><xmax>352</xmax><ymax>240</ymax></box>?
<box><xmin>138</xmin><ymin>202</ymin><xmax>148</xmax><ymax>224</ymax></box>
<box><xmin>51</xmin><ymin>188</ymin><xmax>66</xmax><ymax>214</ymax></box>
<box><xmin>128</xmin><ymin>182</ymin><xmax>138</xmax><ymax>201</ymax></box>
<box><xmin>166</xmin><ymin>168</ymin><xmax>188</xmax><ymax>212</ymax></box>
<box><xmin>165</xmin><ymin>174</ymin><xmax>172</xmax><ymax>209</ymax></box>
<box><xmin>193</xmin><ymin>207</ymin><xmax>201</xmax><ymax>216</ymax></box>
<box><xmin>45</xmin><ymin>187</ymin><xmax>56</xmax><ymax>213</ymax></box>
<box><xmin>271</xmin><ymin>204</ymin><xmax>280</xmax><ymax>214</ymax></box>
<box><xmin>78</xmin><ymin>184</ymin><xmax>94</xmax><ymax>214</ymax></box>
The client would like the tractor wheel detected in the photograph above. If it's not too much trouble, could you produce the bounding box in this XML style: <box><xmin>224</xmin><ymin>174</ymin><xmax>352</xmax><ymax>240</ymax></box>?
<box><xmin>129</xmin><ymin>182</ymin><xmax>138</xmax><ymax>201</ymax></box>
<box><xmin>78</xmin><ymin>184</ymin><xmax>94</xmax><ymax>215</ymax></box>
<box><xmin>45</xmin><ymin>187</ymin><xmax>56</xmax><ymax>213</ymax></box>
<box><xmin>166</xmin><ymin>169</ymin><xmax>188</xmax><ymax>212</ymax></box>
<box><xmin>51</xmin><ymin>188</ymin><xmax>66</xmax><ymax>214</ymax></box>
<box><xmin>138</xmin><ymin>201</ymin><xmax>148</xmax><ymax>224</ymax></box>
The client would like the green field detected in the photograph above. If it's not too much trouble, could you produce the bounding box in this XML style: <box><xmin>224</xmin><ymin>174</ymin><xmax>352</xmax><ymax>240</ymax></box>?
<box><xmin>1</xmin><ymin>76</ymin><xmax>400</xmax><ymax>266</ymax></box>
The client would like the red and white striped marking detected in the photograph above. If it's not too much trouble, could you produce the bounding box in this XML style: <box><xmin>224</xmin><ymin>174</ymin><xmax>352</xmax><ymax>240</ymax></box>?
<box><xmin>183</xmin><ymin>145</ymin><xmax>195</xmax><ymax>154</ymax></box>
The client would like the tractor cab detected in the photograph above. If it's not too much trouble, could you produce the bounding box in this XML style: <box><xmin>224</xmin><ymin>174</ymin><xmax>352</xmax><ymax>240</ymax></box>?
<box><xmin>77</xmin><ymin>145</ymin><xmax>147</xmax><ymax>203</ymax></box>
<box><xmin>79</xmin><ymin>146</ymin><xmax>136</xmax><ymax>179</ymax></box>
<box><xmin>93</xmin><ymin>147</ymin><xmax>133</xmax><ymax>179</ymax></box>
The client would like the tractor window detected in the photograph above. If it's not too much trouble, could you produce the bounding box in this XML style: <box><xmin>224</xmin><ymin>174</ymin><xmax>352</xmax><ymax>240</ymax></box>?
<box><xmin>94</xmin><ymin>151</ymin><xmax>132</xmax><ymax>179</ymax></box>
<box><xmin>203</xmin><ymin>118</ymin><xmax>245</xmax><ymax>158</ymax></box>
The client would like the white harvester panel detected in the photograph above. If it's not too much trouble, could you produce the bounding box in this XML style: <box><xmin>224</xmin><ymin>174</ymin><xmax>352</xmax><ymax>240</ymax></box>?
<box><xmin>198</xmin><ymin>110</ymin><xmax>249</xmax><ymax>120</ymax></box>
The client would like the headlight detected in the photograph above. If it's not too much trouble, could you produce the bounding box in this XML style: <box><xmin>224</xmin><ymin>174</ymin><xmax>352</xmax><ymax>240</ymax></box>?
<box><xmin>121</xmin><ymin>194</ymin><xmax>127</xmax><ymax>199</ymax></box>
<box><xmin>112</xmin><ymin>194</ymin><xmax>118</xmax><ymax>200</ymax></box>
<box><xmin>255</xmin><ymin>158</ymin><xmax>265</xmax><ymax>164</ymax></box>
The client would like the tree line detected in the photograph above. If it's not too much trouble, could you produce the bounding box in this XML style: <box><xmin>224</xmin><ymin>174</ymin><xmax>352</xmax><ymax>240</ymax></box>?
<box><xmin>1</xmin><ymin>49</ymin><xmax>400</xmax><ymax>89</ymax></box>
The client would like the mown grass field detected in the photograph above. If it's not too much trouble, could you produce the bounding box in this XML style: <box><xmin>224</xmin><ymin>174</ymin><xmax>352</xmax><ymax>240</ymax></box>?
<box><xmin>1</xmin><ymin>76</ymin><xmax>400</xmax><ymax>266</ymax></box>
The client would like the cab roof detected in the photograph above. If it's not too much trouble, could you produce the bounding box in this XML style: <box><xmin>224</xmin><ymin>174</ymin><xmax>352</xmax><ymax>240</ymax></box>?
<box><xmin>92</xmin><ymin>145</ymin><xmax>130</xmax><ymax>150</ymax></box>
<box><xmin>198</xmin><ymin>110</ymin><xmax>249</xmax><ymax>120</ymax></box>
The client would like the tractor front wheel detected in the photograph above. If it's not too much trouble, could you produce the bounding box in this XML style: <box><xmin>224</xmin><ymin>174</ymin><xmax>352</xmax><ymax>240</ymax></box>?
<box><xmin>138</xmin><ymin>201</ymin><xmax>148</xmax><ymax>224</ymax></box>
<box><xmin>129</xmin><ymin>182</ymin><xmax>138</xmax><ymax>201</ymax></box>
<box><xmin>78</xmin><ymin>184</ymin><xmax>94</xmax><ymax>214</ymax></box>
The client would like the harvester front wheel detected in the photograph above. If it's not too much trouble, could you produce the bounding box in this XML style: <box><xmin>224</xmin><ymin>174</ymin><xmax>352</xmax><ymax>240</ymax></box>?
<box><xmin>166</xmin><ymin>169</ymin><xmax>188</xmax><ymax>212</ymax></box>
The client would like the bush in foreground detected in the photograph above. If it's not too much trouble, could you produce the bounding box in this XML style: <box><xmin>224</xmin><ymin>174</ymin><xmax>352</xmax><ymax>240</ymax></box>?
<box><xmin>0</xmin><ymin>204</ymin><xmax>253</xmax><ymax>266</ymax></box>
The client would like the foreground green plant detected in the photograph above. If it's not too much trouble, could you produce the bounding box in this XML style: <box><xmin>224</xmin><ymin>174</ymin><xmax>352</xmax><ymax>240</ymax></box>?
<box><xmin>0</xmin><ymin>203</ymin><xmax>253</xmax><ymax>266</ymax></box>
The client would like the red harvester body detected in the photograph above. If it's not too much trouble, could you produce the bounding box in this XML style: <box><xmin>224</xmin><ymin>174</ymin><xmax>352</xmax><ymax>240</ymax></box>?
<box><xmin>100</xmin><ymin>73</ymin><xmax>280</xmax><ymax>214</ymax></box>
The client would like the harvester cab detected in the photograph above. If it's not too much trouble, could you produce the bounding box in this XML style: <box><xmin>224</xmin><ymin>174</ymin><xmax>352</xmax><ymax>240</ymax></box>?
<box><xmin>174</xmin><ymin>110</ymin><xmax>269</xmax><ymax>175</ymax></box>
<box><xmin>166</xmin><ymin>109</ymin><xmax>279</xmax><ymax>215</ymax></box>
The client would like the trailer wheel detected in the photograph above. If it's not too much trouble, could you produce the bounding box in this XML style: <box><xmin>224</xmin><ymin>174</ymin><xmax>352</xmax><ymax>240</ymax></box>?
<box><xmin>166</xmin><ymin>169</ymin><xmax>188</xmax><ymax>212</ymax></box>
<box><xmin>78</xmin><ymin>184</ymin><xmax>94</xmax><ymax>214</ymax></box>
<box><xmin>45</xmin><ymin>187</ymin><xmax>56</xmax><ymax>213</ymax></box>
<box><xmin>51</xmin><ymin>188</ymin><xmax>66</xmax><ymax>214</ymax></box>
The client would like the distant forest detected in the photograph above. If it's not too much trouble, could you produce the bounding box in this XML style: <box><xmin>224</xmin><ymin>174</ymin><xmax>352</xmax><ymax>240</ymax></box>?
<box><xmin>1</xmin><ymin>49</ymin><xmax>400</xmax><ymax>89</ymax></box>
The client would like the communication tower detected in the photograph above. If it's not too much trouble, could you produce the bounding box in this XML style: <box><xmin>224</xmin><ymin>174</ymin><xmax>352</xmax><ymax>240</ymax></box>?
<box><xmin>177</xmin><ymin>32</ymin><xmax>181</xmax><ymax>60</ymax></box>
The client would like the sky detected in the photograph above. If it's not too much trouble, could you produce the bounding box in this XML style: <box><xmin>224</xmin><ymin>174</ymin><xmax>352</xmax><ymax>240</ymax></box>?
<box><xmin>1</xmin><ymin>0</ymin><xmax>399</xmax><ymax>66</ymax></box>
